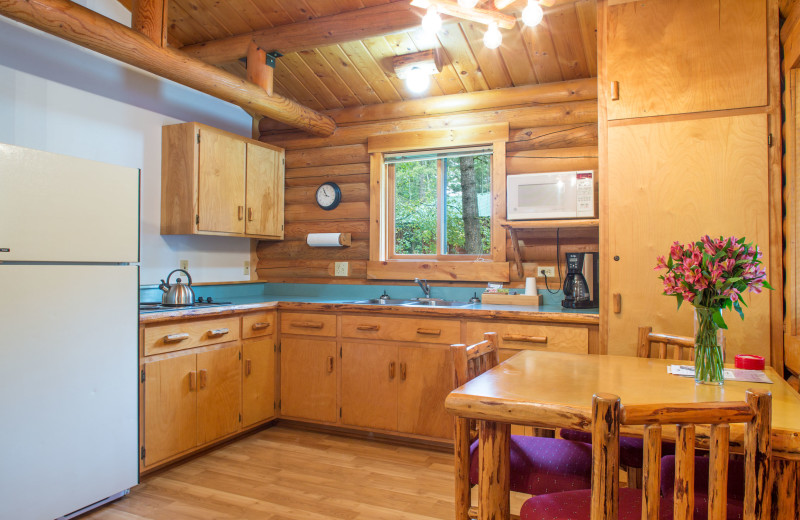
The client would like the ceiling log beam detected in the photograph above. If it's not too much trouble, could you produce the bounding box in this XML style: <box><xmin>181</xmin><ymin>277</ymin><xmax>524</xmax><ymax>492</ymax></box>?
<box><xmin>131</xmin><ymin>0</ymin><xmax>167</xmax><ymax>47</ymax></box>
<box><xmin>179</xmin><ymin>2</ymin><xmax>423</xmax><ymax>65</ymax></box>
<box><xmin>0</xmin><ymin>0</ymin><xmax>336</xmax><ymax>137</ymax></box>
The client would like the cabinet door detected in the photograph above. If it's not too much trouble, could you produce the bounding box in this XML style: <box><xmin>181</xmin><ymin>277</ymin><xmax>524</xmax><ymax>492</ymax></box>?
<box><xmin>607</xmin><ymin>0</ymin><xmax>766</xmax><ymax>119</ymax></box>
<box><xmin>198</xmin><ymin>127</ymin><xmax>246</xmax><ymax>234</ymax></box>
<box><xmin>341</xmin><ymin>342</ymin><xmax>398</xmax><ymax>431</ymax></box>
<box><xmin>280</xmin><ymin>338</ymin><xmax>337</xmax><ymax>422</ymax></box>
<box><xmin>242</xmin><ymin>337</ymin><xmax>275</xmax><ymax>427</ymax></box>
<box><xmin>142</xmin><ymin>355</ymin><xmax>196</xmax><ymax>466</ymax></box>
<box><xmin>397</xmin><ymin>345</ymin><xmax>453</xmax><ymax>439</ymax></box>
<box><xmin>607</xmin><ymin>114</ymin><xmax>770</xmax><ymax>359</ymax></box>
<box><xmin>245</xmin><ymin>143</ymin><xmax>284</xmax><ymax>238</ymax></box>
<box><xmin>197</xmin><ymin>345</ymin><xmax>242</xmax><ymax>444</ymax></box>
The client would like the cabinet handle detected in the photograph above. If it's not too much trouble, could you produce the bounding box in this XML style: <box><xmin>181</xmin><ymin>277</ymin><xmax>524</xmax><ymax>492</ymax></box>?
<box><xmin>188</xmin><ymin>370</ymin><xmax>196</xmax><ymax>391</ymax></box>
<box><xmin>400</xmin><ymin>362</ymin><xmax>407</xmax><ymax>381</ymax></box>
<box><xmin>357</xmin><ymin>324</ymin><xmax>380</xmax><ymax>331</ymax></box>
<box><xmin>502</xmin><ymin>334</ymin><xmax>547</xmax><ymax>344</ymax></box>
<box><xmin>245</xmin><ymin>359</ymin><xmax>252</xmax><ymax>376</ymax></box>
<box><xmin>326</xmin><ymin>356</ymin><xmax>334</xmax><ymax>373</ymax></box>
<box><xmin>613</xmin><ymin>293</ymin><xmax>622</xmax><ymax>314</ymax></box>
<box><xmin>164</xmin><ymin>332</ymin><xmax>189</xmax><ymax>343</ymax></box>
<box><xmin>247</xmin><ymin>207</ymin><xmax>254</xmax><ymax>221</ymax></box>
<box><xmin>389</xmin><ymin>361</ymin><xmax>396</xmax><ymax>379</ymax></box>
<box><xmin>238</xmin><ymin>206</ymin><xmax>244</xmax><ymax>220</ymax></box>
<box><xmin>252</xmin><ymin>322</ymin><xmax>270</xmax><ymax>330</ymax></box>
<box><xmin>199</xmin><ymin>369</ymin><xmax>207</xmax><ymax>389</ymax></box>
<box><xmin>291</xmin><ymin>321</ymin><xmax>324</xmax><ymax>329</ymax></box>
<box><xmin>208</xmin><ymin>328</ymin><xmax>229</xmax><ymax>337</ymax></box>
<box><xmin>416</xmin><ymin>328</ymin><xmax>441</xmax><ymax>336</ymax></box>
<box><xmin>611</xmin><ymin>80</ymin><xmax>620</xmax><ymax>101</ymax></box>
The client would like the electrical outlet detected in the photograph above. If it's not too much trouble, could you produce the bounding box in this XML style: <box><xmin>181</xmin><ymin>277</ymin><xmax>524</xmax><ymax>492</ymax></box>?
<box><xmin>537</xmin><ymin>266</ymin><xmax>555</xmax><ymax>277</ymax></box>
<box><xmin>334</xmin><ymin>262</ymin><xmax>349</xmax><ymax>276</ymax></box>
<box><xmin>243</xmin><ymin>261</ymin><xmax>250</xmax><ymax>276</ymax></box>
<box><xmin>180</xmin><ymin>259</ymin><xmax>188</xmax><ymax>270</ymax></box>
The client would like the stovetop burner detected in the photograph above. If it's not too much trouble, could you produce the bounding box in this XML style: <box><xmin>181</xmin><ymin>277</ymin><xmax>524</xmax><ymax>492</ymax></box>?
<box><xmin>139</xmin><ymin>297</ymin><xmax>232</xmax><ymax>312</ymax></box>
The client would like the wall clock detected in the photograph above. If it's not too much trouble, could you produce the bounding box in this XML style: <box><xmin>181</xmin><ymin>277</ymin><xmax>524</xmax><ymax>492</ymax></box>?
<box><xmin>315</xmin><ymin>182</ymin><xmax>342</xmax><ymax>210</ymax></box>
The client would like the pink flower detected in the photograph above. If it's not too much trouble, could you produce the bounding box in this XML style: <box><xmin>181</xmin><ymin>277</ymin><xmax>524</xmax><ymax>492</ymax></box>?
<box><xmin>655</xmin><ymin>255</ymin><xmax>668</xmax><ymax>270</ymax></box>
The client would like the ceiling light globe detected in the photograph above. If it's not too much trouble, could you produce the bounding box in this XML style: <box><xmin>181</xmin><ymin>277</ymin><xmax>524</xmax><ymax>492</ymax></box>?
<box><xmin>421</xmin><ymin>6</ymin><xmax>442</xmax><ymax>35</ymax></box>
<box><xmin>521</xmin><ymin>1</ymin><xmax>544</xmax><ymax>26</ymax></box>
<box><xmin>483</xmin><ymin>22</ymin><xmax>502</xmax><ymax>49</ymax></box>
<box><xmin>406</xmin><ymin>67</ymin><xmax>431</xmax><ymax>94</ymax></box>
<box><xmin>457</xmin><ymin>0</ymin><xmax>479</xmax><ymax>7</ymax></box>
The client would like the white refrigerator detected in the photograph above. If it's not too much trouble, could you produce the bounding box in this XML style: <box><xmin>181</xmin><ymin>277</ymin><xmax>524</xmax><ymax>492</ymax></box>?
<box><xmin>0</xmin><ymin>143</ymin><xmax>140</xmax><ymax>519</ymax></box>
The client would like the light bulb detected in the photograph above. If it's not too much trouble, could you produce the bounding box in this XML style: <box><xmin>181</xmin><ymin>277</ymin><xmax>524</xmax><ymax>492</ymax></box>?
<box><xmin>405</xmin><ymin>67</ymin><xmax>431</xmax><ymax>94</ymax></box>
<box><xmin>521</xmin><ymin>0</ymin><xmax>544</xmax><ymax>27</ymax></box>
<box><xmin>458</xmin><ymin>0</ymin><xmax>479</xmax><ymax>7</ymax></box>
<box><xmin>483</xmin><ymin>22</ymin><xmax>502</xmax><ymax>49</ymax></box>
<box><xmin>421</xmin><ymin>6</ymin><xmax>442</xmax><ymax>35</ymax></box>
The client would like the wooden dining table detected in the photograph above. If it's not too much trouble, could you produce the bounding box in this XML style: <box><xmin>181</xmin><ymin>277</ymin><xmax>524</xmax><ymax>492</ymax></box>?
<box><xmin>444</xmin><ymin>350</ymin><xmax>800</xmax><ymax>520</ymax></box>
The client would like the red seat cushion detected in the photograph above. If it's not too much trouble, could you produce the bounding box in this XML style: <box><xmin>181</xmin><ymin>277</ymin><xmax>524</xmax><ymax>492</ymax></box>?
<box><xmin>560</xmin><ymin>429</ymin><xmax>676</xmax><ymax>468</ymax></box>
<box><xmin>469</xmin><ymin>436</ymin><xmax>592</xmax><ymax>496</ymax></box>
<box><xmin>660</xmin><ymin>455</ymin><xmax>746</xmax><ymax>502</ymax></box>
<box><xmin>520</xmin><ymin>487</ymin><xmax>745</xmax><ymax>520</ymax></box>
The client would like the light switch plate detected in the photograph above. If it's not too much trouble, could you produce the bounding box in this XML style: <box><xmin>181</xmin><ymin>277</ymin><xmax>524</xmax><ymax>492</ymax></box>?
<box><xmin>537</xmin><ymin>266</ymin><xmax>555</xmax><ymax>277</ymax></box>
<box><xmin>334</xmin><ymin>262</ymin><xmax>349</xmax><ymax>276</ymax></box>
<box><xmin>180</xmin><ymin>259</ymin><xmax>189</xmax><ymax>270</ymax></box>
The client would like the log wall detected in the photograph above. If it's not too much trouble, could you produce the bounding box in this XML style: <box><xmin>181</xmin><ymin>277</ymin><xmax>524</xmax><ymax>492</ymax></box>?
<box><xmin>257</xmin><ymin>78</ymin><xmax>599</xmax><ymax>286</ymax></box>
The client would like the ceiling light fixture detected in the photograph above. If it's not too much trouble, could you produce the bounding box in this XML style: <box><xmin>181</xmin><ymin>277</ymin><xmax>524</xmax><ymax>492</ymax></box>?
<box><xmin>421</xmin><ymin>5</ymin><xmax>443</xmax><ymax>34</ymax></box>
<box><xmin>483</xmin><ymin>21</ymin><xmax>502</xmax><ymax>49</ymax></box>
<box><xmin>393</xmin><ymin>49</ymin><xmax>443</xmax><ymax>94</ymax></box>
<box><xmin>521</xmin><ymin>0</ymin><xmax>544</xmax><ymax>26</ymax></box>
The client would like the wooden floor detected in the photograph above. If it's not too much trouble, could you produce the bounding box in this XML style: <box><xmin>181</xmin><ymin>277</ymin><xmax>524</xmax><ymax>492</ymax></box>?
<box><xmin>83</xmin><ymin>425</ymin><xmax>459</xmax><ymax>520</ymax></box>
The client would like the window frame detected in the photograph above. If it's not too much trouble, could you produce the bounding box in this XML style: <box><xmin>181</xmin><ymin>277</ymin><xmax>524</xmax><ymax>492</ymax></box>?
<box><xmin>366</xmin><ymin>123</ymin><xmax>510</xmax><ymax>282</ymax></box>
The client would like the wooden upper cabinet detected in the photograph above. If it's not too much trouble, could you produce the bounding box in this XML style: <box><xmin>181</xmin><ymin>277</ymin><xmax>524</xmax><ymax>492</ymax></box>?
<box><xmin>245</xmin><ymin>143</ymin><xmax>284</xmax><ymax>238</ymax></box>
<box><xmin>161</xmin><ymin>122</ymin><xmax>285</xmax><ymax>239</ymax></box>
<box><xmin>606</xmin><ymin>0</ymin><xmax>767</xmax><ymax>119</ymax></box>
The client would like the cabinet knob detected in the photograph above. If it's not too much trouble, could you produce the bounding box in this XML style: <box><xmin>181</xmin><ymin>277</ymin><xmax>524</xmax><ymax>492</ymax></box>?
<box><xmin>252</xmin><ymin>322</ymin><xmax>270</xmax><ymax>330</ymax></box>
<box><xmin>416</xmin><ymin>328</ymin><xmax>441</xmax><ymax>336</ymax></box>
<box><xmin>611</xmin><ymin>81</ymin><xmax>620</xmax><ymax>101</ymax></box>
<box><xmin>247</xmin><ymin>207</ymin><xmax>254</xmax><ymax>221</ymax></box>
<box><xmin>198</xmin><ymin>369</ymin><xmax>208</xmax><ymax>389</ymax></box>
<box><xmin>292</xmin><ymin>321</ymin><xmax>324</xmax><ymax>329</ymax></box>
<box><xmin>613</xmin><ymin>293</ymin><xmax>622</xmax><ymax>314</ymax></box>
<box><xmin>245</xmin><ymin>359</ymin><xmax>252</xmax><ymax>376</ymax></box>
<box><xmin>188</xmin><ymin>371</ymin><xmax>197</xmax><ymax>391</ymax></box>
<box><xmin>326</xmin><ymin>356</ymin><xmax>334</xmax><ymax>373</ymax></box>
<box><xmin>357</xmin><ymin>324</ymin><xmax>380</xmax><ymax>331</ymax></box>
<box><xmin>238</xmin><ymin>206</ymin><xmax>244</xmax><ymax>220</ymax></box>
<box><xmin>400</xmin><ymin>362</ymin><xmax>407</xmax><ymax>381</ymax></box>
<box><xmin>208</xmin><ymin>328</ymin><xmax>229</xmax><ymax>338</ymax></box>
<box><xmin>501</xmin><ymin>334</ymin><xmax>547</xmax><ymax>344</ymax></box>
<box><xmin>164</xmin><ymin>332</ymin><xmax>189</xmax><ymax>343</ymax></box>
<box><xmin>389</xmin><ymin>361</ymin><xmax>396</xmax><ymax>379</ymax></box>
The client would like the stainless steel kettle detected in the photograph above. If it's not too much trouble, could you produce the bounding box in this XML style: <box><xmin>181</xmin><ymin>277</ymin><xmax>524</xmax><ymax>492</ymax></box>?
<box><xmin>159</xmin><ymin>269</ymin><xmax>196</xmax><ymax>305</ymax></box>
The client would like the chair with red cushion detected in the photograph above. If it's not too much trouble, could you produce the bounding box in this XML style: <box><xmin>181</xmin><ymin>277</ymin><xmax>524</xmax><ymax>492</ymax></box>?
<box><xmin>451</xmin><ymin>332</ymin><xmax>593</xmax><ymax>520</ymax></box>
<box><xmin>559</xmin><ymin>327</ymin><xmax>692</xmax><ymax>486</ymax></box>
<box><xmin>520</xmin><ymin>389</ymin><xmax>771</xmax><ymax>520</ymax></box>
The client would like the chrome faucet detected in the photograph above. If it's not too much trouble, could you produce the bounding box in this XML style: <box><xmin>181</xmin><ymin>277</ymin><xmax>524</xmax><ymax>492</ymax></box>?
<box><xmin>414</xmin><ymin>278</ymin><xmax>431</xmax><ymax>299</ymax></box>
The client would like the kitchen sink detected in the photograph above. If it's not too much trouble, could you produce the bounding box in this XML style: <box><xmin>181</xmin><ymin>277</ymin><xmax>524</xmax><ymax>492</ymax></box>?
<box><xmin>403</xmin><ymin>300</ymin><xmax>474</xmax><ymax>308</ymax></box>
<box><xmin>349</xmin><ymin>298</ymin><xmax>418</xmax><ymax>305</ymax></box>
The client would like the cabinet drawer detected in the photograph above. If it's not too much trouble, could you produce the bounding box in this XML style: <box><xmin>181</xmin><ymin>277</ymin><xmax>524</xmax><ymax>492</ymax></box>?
<box><xmin>242</xmin><ymin>311</ymin><xmax>275</xmax><ymax>339</ymax></box>
<box><xmin>280</xmin><ymin>312</ymin><xmax>336</xmax><ymax>337</ymax></box>
<box><xmin>342</xmin><ymin>315</ymin><xmax>460</xmax><ymax>344</ymax></box>
<box><xmin>144</xmin><ymin>316</ymin><xmax>240</xmax><ymax>356</ymax></box>
<box><xmin>465</xmin><ymin>321</ymin><xmax>588</xmax><ymax>361</ymax></box>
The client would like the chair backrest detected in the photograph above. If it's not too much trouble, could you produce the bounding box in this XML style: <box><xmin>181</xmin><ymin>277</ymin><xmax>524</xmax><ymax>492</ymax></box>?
<box><xmin>637</xmin><ymin>326</ymin><xmax>696</xmax><ymax>361</ymax></box>
<box><xmin>591</xmin><ymin>390</ymin><xmax>772</xmax><ymax>520</ymax></box>
<box><xmin>450</xmin><ymin>332</ymin><xmax>500</xmax><ymax>389</ymax></box>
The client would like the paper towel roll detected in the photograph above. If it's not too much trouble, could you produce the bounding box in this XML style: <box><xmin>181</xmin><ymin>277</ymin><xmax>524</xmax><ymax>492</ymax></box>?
<box><xmin>307</xmin><ymin>233</ymin><xmax>350</xmax><ymax>247</ymax></box>
<box><xmin>525</xmin><ymin>277</ymin><xmax>537</xmax><ymax>296</ymax></box>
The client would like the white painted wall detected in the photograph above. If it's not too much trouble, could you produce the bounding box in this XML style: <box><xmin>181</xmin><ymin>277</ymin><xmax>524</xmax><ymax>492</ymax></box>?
<box><xmin>0</xmin><ymin>0</ymin><xmax>255</xmax><ymax>284</ymax></box>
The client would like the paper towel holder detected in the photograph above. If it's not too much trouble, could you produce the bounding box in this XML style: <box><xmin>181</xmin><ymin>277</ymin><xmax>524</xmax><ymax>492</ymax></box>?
<box><xmin>306</xmin><ymin>232</ymin><xmax>351</xmax><ymax>247</ymax></box>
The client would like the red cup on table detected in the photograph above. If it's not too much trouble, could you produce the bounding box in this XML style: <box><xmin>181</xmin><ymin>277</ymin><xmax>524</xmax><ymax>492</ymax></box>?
<box><xmin>735</xmin><ymin>354</ymin><xmax>765</xmax><ymax>370</ymax></box>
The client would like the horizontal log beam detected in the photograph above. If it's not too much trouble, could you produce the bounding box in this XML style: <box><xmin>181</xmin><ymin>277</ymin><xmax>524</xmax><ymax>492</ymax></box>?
<box><xmin>180</xmin><ymin>2</ymin><xmax>423</xmax><ymax>65</ymax></box>
<box><xmin>0</xmin><ymin>0</ymin><xmax>336</xmax><ymax>137</ymax></box>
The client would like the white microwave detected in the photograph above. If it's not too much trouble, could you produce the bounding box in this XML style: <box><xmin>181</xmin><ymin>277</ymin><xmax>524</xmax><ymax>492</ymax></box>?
<box><xmin>506</xmin><ymin>170</ymin><xmax>596</xmax><ymax>220</ymax></box>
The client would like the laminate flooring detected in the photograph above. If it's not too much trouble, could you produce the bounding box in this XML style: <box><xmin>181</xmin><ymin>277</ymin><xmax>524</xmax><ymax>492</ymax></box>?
<box><xmin>82</xmin><ymin>426</ymin><xmax>461</xmax><ymax>520</ymax></box>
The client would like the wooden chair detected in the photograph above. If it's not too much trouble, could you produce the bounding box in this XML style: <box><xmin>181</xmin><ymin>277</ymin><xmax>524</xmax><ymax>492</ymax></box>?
<box><xmin>519</xmin><ymin>389</ymin><xmax>772</xmax><ymax>520</ymax></box>
<box><xmin>561</xmin><ymin>326</ymin><xmax>696</xmax><ymax>487</ymax></box>
<box><xmin>451</xmin><ymin>333</ymin><xmax>593</xmax><ymax>520</ymax></box>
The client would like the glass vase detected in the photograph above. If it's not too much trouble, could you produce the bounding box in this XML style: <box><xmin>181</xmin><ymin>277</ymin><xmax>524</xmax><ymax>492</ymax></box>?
<box><xmin>693</xmin><ymin>307</ymin><xmax>726</xmax><ymax>385</ymax></box>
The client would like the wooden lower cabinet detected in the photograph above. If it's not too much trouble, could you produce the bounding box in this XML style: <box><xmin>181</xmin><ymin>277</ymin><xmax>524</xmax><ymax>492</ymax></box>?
<box><xmin>142</xmin><ymin>354</ymin><xmax>197</xmax><ymax>467</ymax></box>
<box><xmin>341</xmin><ymin>342</ymin><xmax>398</xmax><ymax>431</ymax></box>
<box><xmin>280</xmin><ymin>337</ymin><xmax>337</xmax><ymax>423</ymax></box>
<box><xmin>197</xmin><ymin>345</ymin><xmax>242</xmax><ymax>445</ymax></box>
<box><xmin>242</xmin><ymin>337</ymin><xmax>276</xmax><ymax>427</ymax></box>
<box><xmin>397</xmin><ymin>345</ymin><xmax>453</xmax><ymax>439</ymax></box>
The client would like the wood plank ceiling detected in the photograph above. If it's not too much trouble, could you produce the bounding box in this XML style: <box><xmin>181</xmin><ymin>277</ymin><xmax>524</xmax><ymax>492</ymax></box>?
<box><xmin>149</xmin><ymin>0</ymin><xmax>597</xmax><ymax>111</ymax></box>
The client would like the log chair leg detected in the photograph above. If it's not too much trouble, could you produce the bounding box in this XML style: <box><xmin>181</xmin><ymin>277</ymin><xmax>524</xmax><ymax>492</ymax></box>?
<box><xmin>455</xmin><ymin>416</ymin><xmax>472</xmax><ymax>520</ymax></box>
<box><xmin>479</xmin><ymin>420</ymin><xmax>510</xmax><ymax>520</ymax></box>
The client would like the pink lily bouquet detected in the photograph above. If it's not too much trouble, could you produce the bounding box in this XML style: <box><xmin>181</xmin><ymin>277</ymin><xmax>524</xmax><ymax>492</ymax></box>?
<box><xmin>655</xmin><ymin>236</ymin><xmax>771</xmax><ymax>384</ymax></box>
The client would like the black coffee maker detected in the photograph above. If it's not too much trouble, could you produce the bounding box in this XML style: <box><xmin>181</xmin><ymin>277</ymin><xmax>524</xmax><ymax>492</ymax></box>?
<box><xmin>562</xmin><ymin>252</ymin><xmax>599</xmax><ymax>309</ymax></box>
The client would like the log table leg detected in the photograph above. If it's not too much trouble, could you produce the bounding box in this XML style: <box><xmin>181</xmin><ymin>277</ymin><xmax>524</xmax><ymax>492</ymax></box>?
<box><xmin>479</xmin><ymin>420</ymin><xmax>510</xmax><ymax>520</ymax></box>
<box><xmin>771</xmin><ymin>459</ymin><xmax>798</xmax><ymax>520</ymax></box>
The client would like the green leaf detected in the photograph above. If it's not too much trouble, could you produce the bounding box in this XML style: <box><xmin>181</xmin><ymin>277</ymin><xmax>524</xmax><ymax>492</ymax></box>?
<box><xmin>676</xmin><ymin>294</ymin><xmax>684</xmax><ymax>310</ymax></box>
<box><xmin>733</xmin><ymin>300</ymin><xmax>745</xmax><ymax>320</ymax></box>
<box><xmin>763</xmin><ymin>280</ymin><xmax>774</xmax><ymax>290</ymax></box>
<box><xmin>711</xmin><ymin>310</ymin><xmax>728</xmax><ymax>329</ymax></box>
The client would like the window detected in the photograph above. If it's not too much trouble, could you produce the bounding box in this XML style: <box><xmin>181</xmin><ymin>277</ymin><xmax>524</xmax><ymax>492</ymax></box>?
<box><xmin>387</xmin><ymin>147</ymin><xmax>492</xmax><ymax>259</ymax></box>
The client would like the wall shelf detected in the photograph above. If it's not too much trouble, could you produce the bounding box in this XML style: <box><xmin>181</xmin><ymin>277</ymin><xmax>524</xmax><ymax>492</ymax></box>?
<box><xmin>500</xmin><ymin>219</ymin><xmax>600</xmax><ymax>277</ymax></box>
